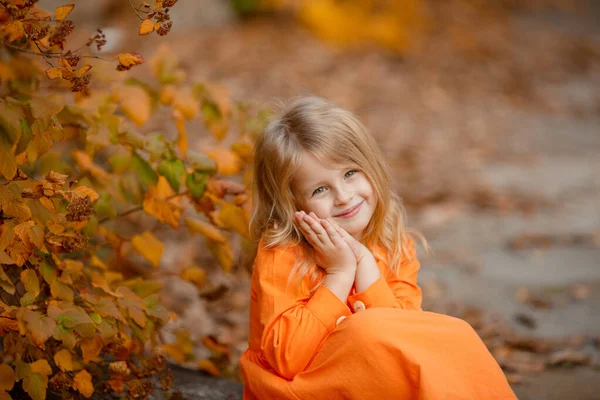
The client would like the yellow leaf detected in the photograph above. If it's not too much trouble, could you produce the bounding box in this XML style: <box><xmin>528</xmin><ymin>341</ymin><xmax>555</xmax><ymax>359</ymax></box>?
<box><xmin>143</xmin><ymin>176</ymin><xmax>182</xmax><ymax>228</ymax></box>
<box><xmin>3</xmin><ymin>21</ymin><xmax>25</xmax><ymax>42</ymax></box>
<box><xmin>185</xmin><ymin>217</ymin><xmax>226</xmax><ymax>243</ymax></box>
<box><xmin>71</xmin><ymin>150</ymin><xmax>111</xmax><ymax>182</ymax></box>
<box><xmin>198</xmin><ymin>359</ymin><xmax>220</xmax><ymax>376</ymax></box>
<box><xmin>175</xmin><ymin>114</ymin><xmax>187</xmax><ymax>158</ymax></box>
<box><xmin>207</xmin><ymin>239</ymin><xmax>234</xmax><ymax>273</ymax></box>
<box><xmin>180</xmin><ymin>266</ymin><xmax>206</xmax><ymax>289</ymax></box>
<box><xmin>159</xmin><ymin>85</ymin><xmax>176</xmax><ymax>105</ymax></box>
<box><xmin>173</xmin><ymin>88</ymin><xmax>199</xmax><ymax>120</ymax></box>
<box><xmin>21</xmin><ymin>269</ymin><xmax>40</xmax><ymax>297</ymax></box>
<box><xmin>117</xmin><ymin>52</ymin><xmax>144</xmax><ymax>70</ymax></box>
<box><xmin>55</xmin><ymin>4</ymin><xmax>74</xmax><ymax>21</ymax></box>
<box><xmin>0</xmin><ymin>141</ymin><xmax>17</xmax><ymax>180</ymax></box>
<box><xmin>111</xmin><ymin>85</ymin><xmax>151</xmax><ymax>127</ymax></box>
<box><xmin>73</xmin><ymin>369</ymin><xmax>94</xmax><ymax>398</ymax></box>
<box><xmin>139</xmin><ymin>18</ymin><xmax>155</xmax><ymax>35</ymax></box>
<box><xmin>54</xmin><ymin>348</ymin><xmax>76</xmax><ymax>371</ymax></box>
<box><xmin>0</xmin><ymin>364</ymin><xmax>15</xmax><ymax>391</ymax></box>
<box><xmin>44</xmin><ymin>68</ymin><xmax>63</xmax><ymax>80</ymax></box>
<box><xmin>73</xmin><ymin>186</ymin><xmax>99</xmax><ymax>202</ymax></box>
<box><xmin>39</xmin><ymin>196</ymin><xmax>55</xmax><ymax>213</ymax></box>
<box><xmin>79</xmin><ymin>335</ymin><xmax>103</xmax><ymax>362</ymax></box>
<box><xmin>219</xmin><ymin>203</ymin><xmax>249</xmax><ymax>238</ymax></box>
<box><xmin>131</xmin><ymin>232</ymin><xmax>164</xmax><ymax>268</ymax></box>
<box><xmin>206</xmin><ymin>147</ymin><xmax>242</xmax><ymax>176</ymax></box>
<box><xmin>30</xmin><ymin>360</ymin><xmax>52</xmax><ymax>377</ymax></box>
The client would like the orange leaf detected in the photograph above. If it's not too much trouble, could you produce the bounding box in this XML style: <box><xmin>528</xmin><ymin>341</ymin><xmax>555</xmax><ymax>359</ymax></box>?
<box><xmin>39</xmin><ymin>196</ymin><xmax>55</xmax><ymax>213</ymax></box>
<box><xmin>30</xmin><ymin>359</ymin><xmax>52</xmax><ymax>377</ymax></box>
<box><xmin>219</xmin><ymin>203</ymin><xmax>249</xmax><ymax>238</ymax></box>
<box><xmin>185</xmin><ymin>217</ymin><xmax>226</xmax><ymax>243</ymax></box>
<box><xmin>0</xmin><ymin>364</ymin><xmax>15</xmax><ymax>391</ymax></box>
<box><xmin>45</xmin><ymin>68</ymin><xmax>63</xmax><ymax>80</ymax></box>
<box><xmin>55</xmin><ymin>4</ymin><xmax>74</xmax><ymax>21</ymax></box>
<box><xmin>73</xmin><ymin>369</ymin><xmax>94</xmax><ymax>398</ymax></box>
<box><xmin>117</xmin><ymin>53</ymin><xmax>144</xmax><ymax>71</ymax></box>
<box><xmin>197</xmin><ymin>359</ymin><xmax>220</xmax><ymax>376</ymax></box>
<box><xmin>139</xmin><ymin>19</ymin><xmax>155</xmax><ymax>35</ymax></box>
<box><xmin>180</xmin><ymin>266</ymin><xmax>206</xmax><ymax>290</ymax></box>
<box><xmin>54</xmin><ymin>348</ymin><xmax>76</xmax><ymax>371</ymax></box>
<box><xmin>79</xmin><ymin>335</ymin><xmax>103</xmax><ymax>362</ymax></box>
<box><xmin>206</xmin><ymin>147</ymin><xmax>242</xmax><ymax>176</ymax></box>
<box><xmin>143</xmin><ymin>176</ymin><xmax>182</xmax><ymax>228</ymax></box>
<box><xmin>73</xmin><ymin>186</ymin><xmax>99</xmax><ymax>202</ymax></box>
<box><xmin>111</xmin><ymin>85</ymin><xmax>151</xmax><ymax>127</ymax></box>
<box><xmin>131</xmin><ymin>232</ymin><xmax>164</xmax><ymax>268</ymax></box>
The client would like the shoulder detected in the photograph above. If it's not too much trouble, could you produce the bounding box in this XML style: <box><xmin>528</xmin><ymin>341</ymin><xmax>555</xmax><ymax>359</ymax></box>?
<box><xmin>254</xmin><ymin>238</ymin><xmax>303</xmax><ymax>275</ymax></box>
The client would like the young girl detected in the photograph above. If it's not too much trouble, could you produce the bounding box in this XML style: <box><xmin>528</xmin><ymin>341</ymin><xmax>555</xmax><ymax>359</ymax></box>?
<box><xmin>240</xmin><ymin>96</ymin><xmax>516</xmax><ymax>400</ymax></box>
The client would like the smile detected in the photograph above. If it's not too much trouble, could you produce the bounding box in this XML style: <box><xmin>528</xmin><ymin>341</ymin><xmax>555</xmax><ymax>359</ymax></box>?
<box><xmin>334</xmin><ymin>201</ymin><xmax>364</xmax><ymax>218</ymax></box>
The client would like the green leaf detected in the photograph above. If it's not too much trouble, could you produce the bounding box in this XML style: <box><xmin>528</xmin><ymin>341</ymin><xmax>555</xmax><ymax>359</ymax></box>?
<box><xmin>130</xmin><ymin>150</ymin><xmax>157</xmax><ymax>187</ymax></box>
<box><xmin>56</xmin><ymin>309</ymin><xmax>93</xmax><ymax>328</ymax></box>
<box><xmin>16</xmin><ymin>118</ymin><xmax>32</xmax><ymax>155</ymax></box>
<box><xmin>187</xmin><ymin>150</ymin><xmax>217</xmax><ymax>173</ymax></box>
<box><xmin>22</xmin><ymin>372</ymin><xmax>47</xmax><ymax>400</ymax></box>
<box><xmin>157</xmin><ymin>158</ymin><xmax>185</xmax><ymax>192</ymax></box>
<box><xmin>186</xmin><ymin>170</ymin><xmax>209</xmax><ymax>200</ymax></box>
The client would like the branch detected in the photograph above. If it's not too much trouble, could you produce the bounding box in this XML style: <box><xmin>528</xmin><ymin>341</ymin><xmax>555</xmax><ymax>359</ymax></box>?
<box><xmin>5</xmin><ymin>42</ymin><xmax>118</xmax><ymax>63</ymax></box>
<box><xmin>98</xmin><ymin>192</ymin><xmax>188</xmax><ymax>224</ymax></box>
<box><xmin>128</xmin><ymin>0</ymin><xmax>145</xmax><ymax>21</ymax></box>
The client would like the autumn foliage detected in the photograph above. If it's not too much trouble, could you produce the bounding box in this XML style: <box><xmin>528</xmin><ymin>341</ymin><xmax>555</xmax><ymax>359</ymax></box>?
<box><xmin>0</xmin><ymin>1</ymin><xmax>262</xmax><ymax>399</ymax></box>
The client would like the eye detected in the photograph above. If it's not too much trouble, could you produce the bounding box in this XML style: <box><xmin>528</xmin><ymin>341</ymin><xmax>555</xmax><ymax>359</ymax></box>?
<box><xmin>312</xmin><ymin>187</ymin><xmax>326</xmax><ymax>196</ymax></box>
<box><xmin>345</xmin><ymin>170</ymin><xmax>358</xmax><ymax>178</ymax></box>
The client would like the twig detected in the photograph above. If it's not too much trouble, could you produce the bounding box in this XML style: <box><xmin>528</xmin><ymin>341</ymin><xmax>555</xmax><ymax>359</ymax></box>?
<box><xmin>128</xmin><ymin>0</ymin><xmax>145</xmax><ymax>21</ymax></box>
<box><xmin>98</xmin><ymin>192</ymin><xmax>187</xmax><ymax>224</ymax></box>
<box><xmin>5</xmin><ymin>43</ymin><xmax>117</xmax><ymax>63</ymax></box>
<box><xmin>33</xmin><ymin>41</ymin><xmax>54</xmax><ymax>68</ymax></box>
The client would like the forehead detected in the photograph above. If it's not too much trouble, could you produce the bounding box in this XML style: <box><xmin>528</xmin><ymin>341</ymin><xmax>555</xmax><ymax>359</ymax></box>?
<box><xmin>292</xmin><ymin>152</ymin><xmax>350</xmax><ymax>187</ymax></box>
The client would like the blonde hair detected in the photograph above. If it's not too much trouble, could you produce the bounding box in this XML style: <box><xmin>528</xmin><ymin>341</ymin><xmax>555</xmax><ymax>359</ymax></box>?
<box><xmin>248</xmin><ymin>96</ymin><xmax>425</xmax><ymax>287</ymax></box>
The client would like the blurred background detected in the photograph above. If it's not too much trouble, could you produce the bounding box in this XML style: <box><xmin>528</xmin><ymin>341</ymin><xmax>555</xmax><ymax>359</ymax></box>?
<box><xmin>17</xmin><ymin>1</ymin><xmax>600</xmax><ymax>399</ymax></box>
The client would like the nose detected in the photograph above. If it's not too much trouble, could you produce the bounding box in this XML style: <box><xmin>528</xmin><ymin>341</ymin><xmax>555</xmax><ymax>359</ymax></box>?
<box><xmin>334</xmin><ymin>186</ymin><xmax>352</xmax><ymax>206</ymax></box>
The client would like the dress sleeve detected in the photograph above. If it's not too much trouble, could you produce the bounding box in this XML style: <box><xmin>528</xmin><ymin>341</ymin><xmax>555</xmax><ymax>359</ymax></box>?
<box><xmin>347</xmin><ymin>238</ymin><xmax>423</xmax><ymax>311</ymax></box>
<box><xmin>253</xmin><ymin>243</ymin><xmax>352</xmax><ymax>379</ymax></box>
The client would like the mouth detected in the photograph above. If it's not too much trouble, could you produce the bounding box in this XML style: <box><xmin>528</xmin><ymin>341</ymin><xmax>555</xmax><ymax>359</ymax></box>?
<box><xmin>334</xmin><ymin>201</ymin><xmax>364</xmax><ymax>218</ymax></box>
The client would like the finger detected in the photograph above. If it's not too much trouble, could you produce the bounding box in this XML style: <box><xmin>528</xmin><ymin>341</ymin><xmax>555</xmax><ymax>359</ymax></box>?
<box><xmin>297</xmin><ymin>216</ymin><xmax>321</xmax><ymax>246</ymax></box>
<box><xmin>321</xmin><ymin>218</ymin><xmax>343</xmax><ymax>244</ymax></box>
<box><xmin>333</xmin><ymin>223</ymin><xmax>361</xmax><ymax>258</ymax></box>
<box><xmin>303</xmin><ymin>214</ymin><xmax>332</xmax><ymax>247</ymax></box>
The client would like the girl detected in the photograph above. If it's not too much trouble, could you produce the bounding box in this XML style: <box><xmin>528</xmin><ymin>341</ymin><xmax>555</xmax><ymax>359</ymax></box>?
<box><xmin>240</xmin><ymin>96</ymin><xmax>516</xmax><ymax>400</ymax></box>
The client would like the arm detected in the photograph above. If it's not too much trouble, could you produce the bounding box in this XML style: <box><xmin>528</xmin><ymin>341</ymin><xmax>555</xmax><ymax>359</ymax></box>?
<box><xmin>254</xmin><ymin>244</ymin><xmax>352</xmax><ymax>380</ymax></box>
<box><xmin>348</xmin><ymin>238</ymin><xmax>423</xmax><ymax>311</ymax></box>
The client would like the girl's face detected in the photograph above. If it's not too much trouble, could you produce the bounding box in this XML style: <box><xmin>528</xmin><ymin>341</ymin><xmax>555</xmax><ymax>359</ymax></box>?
<box><xmin>292</xmin><ymin>151</ymin><xmax>376</xmax><ymax>240</ymax></box>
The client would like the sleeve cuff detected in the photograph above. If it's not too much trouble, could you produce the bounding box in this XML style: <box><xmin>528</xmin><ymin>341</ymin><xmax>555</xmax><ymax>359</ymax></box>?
<box><xmin>348</xmin><ymin>276</ymin><xmax>397</xmax><ymax>309</ymax></box>
<box><xmin>306</xmin><ymin>285</ymin><xmax>352</xmax><ymax>331</ymax></box>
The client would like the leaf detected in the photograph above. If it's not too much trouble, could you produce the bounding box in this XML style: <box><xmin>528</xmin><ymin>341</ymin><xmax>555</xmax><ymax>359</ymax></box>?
<box><xmin>117</xmin><ymin>53</ymin><xmax>145</xmax><ymax>70</ymax></box>
<box><xmin>55</xmin><ymin>4</ymin><xmax>74</xmax><ymax>21</ymax></box>
<box><xmin>157</xmin><ymin>159</ymin><xmax>185</xmax><ymax>192</ymax></box>
<box><xmin>180</xmin><ymin>266</ymin><xmax>206</xmax><ymax>289</ymax></box>
<box><xmin>39</xmin><ymin>196</ymin><xmax>55</xmax><ymax>213</ymax></box>
<box><xmin>17</xmin><ymin>309</ymin><xmax>56</xmax><ymax>347</ymax></box>
<box><xmin>139</xmin><ymin>18</ymin><xmax>155</xmax><ymax>35</ymax></box>
<box><xmin>73</xmin><ymin>186</ymin><xmax>99</xmax><ymax>202</ymax></box>
<box><xmin>219</xmin><ymin>203</ymin><xmax>250</xmax><ymax>238</ymax></box>
<box><xmin>21</xmin><ymin>269</ymin><xmax>40</xmax><ymax>297</ymax></box>
<box><xmin>45</xmin><ymin>68</ymin><xmax>63</xmax><ymax>80</ymax></box>
<box><xmin>206</xmin><ymin>147</ymin><xmax>242</xmax><ymax>176</ymax></box>
<box><xmin>187</xmin><ymin>150</ymin><xmax>217</xmax><ymax>173</ymax></box>
<box><xmin>3</xmin><ymin>21</ymin><xmax>25</xmax><ymax>42</ymax></box>
<box><xmin>30</xmin><ymin>360</ymin><xmax>52</xmax><ymax>376</ymax></box>
<box><xmin>111</xmin><ymin>85</ymin><xmax>151</xmax><ymax>127</ymax></box>
<box><xmin>207</xmin><ymin>239</ymin><xmax>234</xmax><ymax>272</ymax></box>
<box><xmin>56</xmin><ymin>309</ymin><xmax>93</xmax><ymax>328</ymax></box>
<box><xmin>131</xmin><ymin>232</ymin><xmax>164</xmax><ymax>268</ymax></box>
<box><xmin>0</xmin><ymin>265</ymin><xmax>15</xmax><ymax>294</ymax></box>
<box><xmin>79</xmin><ymin>335</ymin><xmax>103</xmax><ymax>362</ymax></box>
<box><xmin>0</xmin><ymin>364</ymin><xmax>15</xmax><ymax>391</ymax></box>
<box><xmin>143</xmin><ymin>176</ymin><xmax>182</xmax><ymax>228</ymax></box>
<box><xmin>131</xmin><ymin>151</ymin><xmax>158</xmax><ymax>186</ymax></box>
<box><xmin>54</xmin><ymin>348</ymin><xmax>76</xmax><ymax>371</ymax></box>
<box><xmin>71</xmin><ymin>150</ymin><xmax>111</xmax><ymax>183</ymax></box>
<box><xmin>73</xmin><ymin>369</ymin><xmax>94</xmax><ymax>398</ymax></box>
<box><xmin>50</xmin><ymin>279</ymin><xmax>74</xmax><ymax>302</ymax></box>
<box><xmin>55</xmin><ymin>325</ymin><xmax>77</xmax><ymax>349</ymax></box>
<box><xmin>0</xmin><ymin>138</ymin><xmax>17</xmax><ymax>180</ymax></box>
<box><xmin>173</xmin><ymin>88</ymin><xmax>199</xmax><ymax>120</ymax></box>
<box><xmin>175</xmin><ymin>114</ymin><xmax>187</xmax><ymax>158</ymax></box>
<box><xmin>22</xmin><ymin>373</ymin><xmax>47</xmax><ymax>400</ymax></box>
<box><xmin>198</xmin><ymin>359</ymin><xmax>220</xmax><ymax>376</ymax></box>
<box><xmin>185</xmin><ymin>217</ymin><xmax>226</xmax><ymax>243</ymax></box>
<box><xmin>186</xmin><ymin>170</ymin><xmax>209</xmax><ymax>200</ymax></box>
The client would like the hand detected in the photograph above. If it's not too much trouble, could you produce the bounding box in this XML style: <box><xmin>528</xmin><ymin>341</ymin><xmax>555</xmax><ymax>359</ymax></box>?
<box><xmin>294</xmin><ymin>211</ymin><xmax>357</xmax><ymax>276</ymax></box>
<box><xmin>331</xmin><ymin>222</ymin><xmax>373</xmax><ymax>264</ymax></box>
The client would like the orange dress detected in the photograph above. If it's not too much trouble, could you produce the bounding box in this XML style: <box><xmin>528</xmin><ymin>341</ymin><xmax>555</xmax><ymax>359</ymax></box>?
<box><xmin>240</xmin><ymin>239</ymin><xmax>517</xmax><ymax>400</ymax></box>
